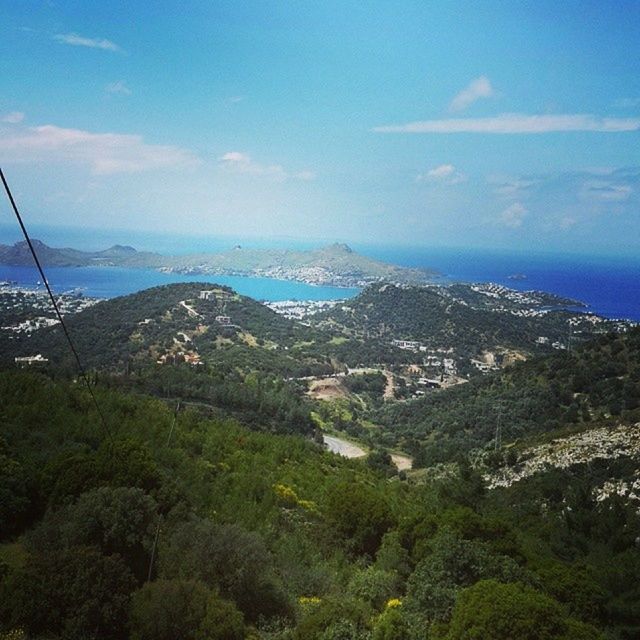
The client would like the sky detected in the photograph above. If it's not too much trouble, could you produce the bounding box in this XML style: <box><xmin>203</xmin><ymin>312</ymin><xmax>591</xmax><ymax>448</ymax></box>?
<box><xmin>1</xmin><ymin>0</ymin><xmax>639</xmax><ymax>255</ymax></box>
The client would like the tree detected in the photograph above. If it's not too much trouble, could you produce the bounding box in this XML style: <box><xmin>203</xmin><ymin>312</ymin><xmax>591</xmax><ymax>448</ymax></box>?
<box><xmin>366</xmin><ymin>450</ymin><xmax>396</xmax><ymax>477</ymax></box>
<box><xmin>443</xmin><ymin>580</ymin><xmax>604</xmax><ymax>640</ymax></box>
<box><xmin>373</xmin><ymin>606</ymin><xmax>407</xmax><ymax>640</ymax></box>
<box><xmin>130</xmin><ymin>579</ymin><xmax>209</xmax><ymax>640</ymax></box>
<box><xmin>406</xmin><ymin>530</ymin><xmax>529</xmax><ymax>621</ymax></box>
<box><xmin>129</xmin><ymin>579</ymin><xmax>245</xmax><ymax>640</ymax></box>
<box><xmin>29</xmin><ymin>486</ymin><xmax>157</xmax><ymax>581</ymax></box>
<box><xmin>0</xmin><ymin>442</ymin><xmax>30</xmax><ymax>538</ymax></box>
<box><xmin>160</xmin><ymin>518</ymin><xmax>291</xmax><ymax>622</ymax></box>
<box><xmin>5</xmin><ymin>546</ymin><xmax>135</xmax><ymax>640</ymax></box>
<box><xmin>375</xmin><ymin>531</ymin><xmax>410</xmax><ymax>580</ymax></box>
<box><xmin>295</xmin><ymin>596</ymin><xmax>371</xmax><ymax>640</ymax></box>
<box><xmin>323</xmin><ymin>482</ymin><xmax>394</xmax><ymax>556</ymax></box>
<box><xmin>347</xmin><ymin>566</ymin><xmax>397</xmax><ymax>610</ymax></box>
<box><xmin>198</xmin><ymin>594</ymin><xmax>245</xmax><ymax>640</ymax></box>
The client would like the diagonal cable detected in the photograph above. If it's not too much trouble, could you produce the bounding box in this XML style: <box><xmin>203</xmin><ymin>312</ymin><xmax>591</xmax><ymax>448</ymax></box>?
<box><xmin>0</xmin><ymin>167</ymin><xmax>114</xmax><ymax>442</ymax></box>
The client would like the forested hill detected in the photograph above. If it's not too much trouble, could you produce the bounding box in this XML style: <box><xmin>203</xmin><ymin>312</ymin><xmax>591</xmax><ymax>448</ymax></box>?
<box><xmin>0</xmin><ymin>283</ymin><xmax>321</xmax><ymax>435</ymax></box>
<box><xmin>0</xmin><ymin>282</ymin><xmax>303</xmax><ymax>371</ymax></box>
<box><xmin>1</xmin><ymin>369</ymin><xmax>636</xmax><ymax>639</ymax></box>
<box><xmin>314</xmin><ymin>282</ymin><xmax>612</xmax><ymax>359</ymax></box>
<box><xmin>376</xmin><ymin>327</ymin><xmax>640</xmax><ymax>464</ymax></box>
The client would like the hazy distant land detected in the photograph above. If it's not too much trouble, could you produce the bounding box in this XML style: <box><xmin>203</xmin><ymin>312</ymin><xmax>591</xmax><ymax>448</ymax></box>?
<box><xmin>0</xmin><ymin>239</ymin><xmax>436</xmax><ymax>288</ymax></box>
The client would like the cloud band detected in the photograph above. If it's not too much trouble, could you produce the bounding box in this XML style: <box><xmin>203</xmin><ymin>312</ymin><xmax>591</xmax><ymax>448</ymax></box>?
<box><xmin>374</xmin><ymin>113</ymin><xmax>640</xmax><ymax>134</ymax></box>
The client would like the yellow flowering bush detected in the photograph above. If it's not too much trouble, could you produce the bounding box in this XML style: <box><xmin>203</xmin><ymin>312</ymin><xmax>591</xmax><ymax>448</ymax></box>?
<box><xmin>273</xmin><ymin>483</ymin><xmax>318</xmax><ymax>513</ymax></box>
<box><xmin>0</xmin><ymin>631</ymin><xmax>26</xmax><ymax>640</ymax></box>
<box><xmin>298</xmin><ymin>595</ymin><xmax>322</xmax><ymax>613</ymax></box>
<box><xmin>274</xmin><ymin>483</ymin><xmax>298</xmax><ymax>506</ymax></box>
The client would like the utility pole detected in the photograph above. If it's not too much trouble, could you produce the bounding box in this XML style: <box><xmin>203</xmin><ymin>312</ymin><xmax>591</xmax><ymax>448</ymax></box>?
<box><xmin>494</xmin><ymin>403</ymin><xmax>503</xmax><ymax>451</ymax></box>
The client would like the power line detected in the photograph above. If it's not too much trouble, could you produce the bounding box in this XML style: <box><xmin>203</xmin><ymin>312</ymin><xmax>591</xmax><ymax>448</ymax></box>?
<box><xmin>0</xmin><ymin>167</ymin><xmax>114</xmax><ymax>443</ymax></box>
<box><xmin>147</xmin><ymin>400</ymin><xmax>181</xmax><ymax>582</ymax></box>
<box><xmin>494</xmin><ymin>402</ymin><xmax>503</xmax><ymax>451</ymax></box>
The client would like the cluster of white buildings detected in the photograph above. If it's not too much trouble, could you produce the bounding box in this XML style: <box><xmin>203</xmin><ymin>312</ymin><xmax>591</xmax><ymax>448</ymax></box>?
<box><xmin>0</xmin><ymin>286</ymin><xmax>99</xmax><ymax>337</ymax></box>
<box><xmin>265</xmin><ymin>299</ymin><xmax>341</xmax><ymax>320</ymax></box>
<box><xmin>14</xmin><ymin>354</ymin><xmax>49</xmax><ymax>367</ymax></box>
<box><xmin>470</xmin><ymin>283</ymin><xmax>543</xmax><ymax>306</ymax></box>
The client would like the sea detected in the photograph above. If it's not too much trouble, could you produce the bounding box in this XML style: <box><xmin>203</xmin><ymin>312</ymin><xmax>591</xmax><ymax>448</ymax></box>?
<box><xmin>1</xmin><ymin>225</ymin><xmax>639</xmax><ymax>321</ymax></box>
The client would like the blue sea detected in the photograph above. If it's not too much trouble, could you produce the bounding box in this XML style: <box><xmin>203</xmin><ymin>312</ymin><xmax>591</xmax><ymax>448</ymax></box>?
<box><xmin>358</xmin><ymin>245</ymin><xmax>640</xmax><ymax>322</ymax></box>
<box><xmin>0</xmin><ymin>265</ymin><xmax>359</xmax><ymax>303</ymax></box>
<box><xmin>1</xmin><ymin>224</ymin><xmax>639</xmax><ymax>321</ymax></box>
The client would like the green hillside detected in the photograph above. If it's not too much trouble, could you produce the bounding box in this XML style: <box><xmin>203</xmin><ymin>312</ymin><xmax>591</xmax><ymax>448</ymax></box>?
<box><xmin>374</xmin><ymin>327</ymin><xmax>640</xmax><ymax>464</ymax></box>
<box><xmin>2</xmin><ymin>369</ymin><xmax>638</xmax><ymax>639</ymax></box>
<box><xmin>315</xmin><ymin>283</ymin><xmax>621</xmax><ymax>367</ymax></box>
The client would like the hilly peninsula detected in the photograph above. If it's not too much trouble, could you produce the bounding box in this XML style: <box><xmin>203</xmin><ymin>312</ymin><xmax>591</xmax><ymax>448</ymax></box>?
<box><xmin>0</xmin><ymin>239</ymin><xmax>435</xmax><ymax>288</ymax></box>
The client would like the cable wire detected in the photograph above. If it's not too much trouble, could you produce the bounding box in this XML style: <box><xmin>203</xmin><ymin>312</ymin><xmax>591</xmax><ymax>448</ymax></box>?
<box><xmin>147</xmin><ymin>400</ymin><xmax>181</xmax><ymax>581</ymax></box>
<box><xmin>0</xmin><ymin>167</ymin><xmax>114</xmax><ymax>443</ymax></box>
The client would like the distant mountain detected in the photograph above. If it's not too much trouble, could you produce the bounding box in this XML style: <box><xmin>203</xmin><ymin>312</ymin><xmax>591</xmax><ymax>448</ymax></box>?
<box><xmin>0</xmin><ymin>239</ymin><xmax>92</xmax><ymax>267</ymax></box>
<box><xmin>0</xmin><ymin>239</ymin><xmax>436</xmax><ymax>287</ymax></box>
<box><xmin>0</xmin><ymin>239</ymin><xmax>165</xmax><ymax>268</ymax></box>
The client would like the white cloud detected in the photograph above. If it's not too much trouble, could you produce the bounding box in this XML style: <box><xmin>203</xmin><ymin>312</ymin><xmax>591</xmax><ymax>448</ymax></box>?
<box><xmin>54</xmin><ymin>33</ymin><xmax>123</xmax><ymax>53</ymax></box>
<box><xmin>559</xmin><ymin>216</ymin><xmax>577</xmax><ymax>230</ymax></box>
<box><xmin>227</xmin><ymin>96</ymin><xmax>244</xmax><ymax>104</ymax></box>
<box><xmin>220</xmin><ymin>152</ymin><xmax>250</xmax><ymax>163</ymax></box>
<box><xmin>427</xmin><ymin>164</ymin><xmax>455</xmax><ymax>179</ymax></box>
<box><xmin>0</xmin><ymin>123</ymin><xmax>198</xmax><ymax>174</ymax></box>
<box><xmin>450</xmin><ymin>76</ymin><xmax>495</xmax><ymax>112</ymax></box>
<box><xmin>499</xmin><ymin>202</ymin><xmax>527</xmax><ymax>228</ymax></box>
<box><xmin>295</xmin><ymin>170</ymin><xmax>317</xmax><ymax>181</ymax></box>
<box><xmin>218</xmin><ymin>151</ymin><xmax>314</xmax><ymax>182</ymax></box>
<box><xmin>486</xmin><ymin>167</ymin><xmax>639</xmax><ymax>236</ymax></box>
<box><xmin>374</xmin><ymin>113</ymin><xmax>640</xmax><ymax>134</ymax></box>
<box><xmin>106</xmin><ymin>81</ymin><xmax>131</xmax><ymax>95</ymax></box>
<box><xmin>581</xmin><ymin>181</ymin><xmax>632</xmax><ymax>202</ymax></box>
<box><xmin>612</xmin><ymin>97</ymin><xmax>640</xmax><ymax>109</ymax></box>
<box><xmin>1</xmin><ymin>111</ymin><xmax>25</xmax><ymax>124</ymax></box>
<box><xmin>417</xmin><ymin>163</ymin><xmax>466</xmax><ymax>184</ymax></box>
<box><xmin>490</xmin><ymin>176</ymin><xmax>537</xmax><ymax>196</ymax></box>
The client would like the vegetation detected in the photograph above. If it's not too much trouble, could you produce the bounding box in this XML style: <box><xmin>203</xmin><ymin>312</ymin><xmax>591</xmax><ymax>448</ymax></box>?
<box><xmin>1</xmin><ymin>351</ymin><xmax>638</xmax><ymax>638</ymax></box>
<box><xmin>0</xmin><ymin>282</ymin><xmax>638</xmax><ymax>638</ymax></box>
<box><xmin>375</xmin><ymin>327</ymin><xmax>640</xmax><ymax>463</ymax></box>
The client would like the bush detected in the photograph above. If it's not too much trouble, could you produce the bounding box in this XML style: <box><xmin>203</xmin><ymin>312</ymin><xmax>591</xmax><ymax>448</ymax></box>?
<box><xmin>160</xmin><ymin>518</ymin><xmax>291</xmax><ymax>622</ymax></box>
<box><xmin>130</xmin><ymin>579</ymin><xmax>245</xmax><ymax>640</ymax></box>
<box><xmin>5</xmin><ymin>546</ymin><xmax>135</xmax><ymax>640</ymax></box>
<box><xmin>323</xmin><ymin>482</ymin><xmax>394</xmax><ymax>556</ymax></box>
<box><xmin>443</xmin><ymin>580</ymin><xmax>604</xmax><ymax>640</ymax></box>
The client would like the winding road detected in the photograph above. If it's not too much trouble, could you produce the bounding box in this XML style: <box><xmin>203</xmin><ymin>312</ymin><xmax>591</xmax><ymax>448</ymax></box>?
<box><xmin>322</xmin><ymin>435</ymin><xmax>367</xmax><ymax>458</ymax></box>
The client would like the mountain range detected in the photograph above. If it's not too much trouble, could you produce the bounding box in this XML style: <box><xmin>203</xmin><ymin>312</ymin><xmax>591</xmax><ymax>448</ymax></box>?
<box><xmin>0</xmin><ymin>239</ymin><xmax>435</xmax><ymax>288</ymax></box>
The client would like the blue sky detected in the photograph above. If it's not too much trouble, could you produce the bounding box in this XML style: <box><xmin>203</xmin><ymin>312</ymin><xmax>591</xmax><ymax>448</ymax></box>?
<box><xmin>1</xmin><ymin>1</ymin><xmax>639</xmax><ymax>255</ymax></box>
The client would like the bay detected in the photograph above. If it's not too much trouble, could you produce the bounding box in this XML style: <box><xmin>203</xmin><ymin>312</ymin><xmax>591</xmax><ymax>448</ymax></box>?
<box><xmin>1</xmin><ymin>223</ymin><xmax>639</xmax><ymax>320</ymax></box>
<box><xmin>0</xmin><ymin>265</ymin><xmax>359</xmax><ymax>302</ymax></box>
<box><xmin>356</xmin><ymin>245</ymin><xmax>640</xmax><ymax>321</ymax></box>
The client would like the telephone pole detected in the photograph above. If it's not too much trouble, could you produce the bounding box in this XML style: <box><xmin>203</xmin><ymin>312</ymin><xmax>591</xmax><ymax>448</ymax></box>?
<box><xmin>494</xmin><ymin>402</ymin><xmax>503</xmax><ymax>451</ymax></box>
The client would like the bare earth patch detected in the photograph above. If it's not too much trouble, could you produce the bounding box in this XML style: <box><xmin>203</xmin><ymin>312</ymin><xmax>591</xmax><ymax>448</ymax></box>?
<box><xmin>308</xmin><ymin>377</ymin><xmax>350</xmax><ymax>400</ymax></box>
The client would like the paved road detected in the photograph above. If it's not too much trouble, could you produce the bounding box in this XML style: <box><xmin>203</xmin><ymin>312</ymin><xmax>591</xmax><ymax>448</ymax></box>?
<box><xmin>323</xmin><ymin>435</ymin><xmax>367</xmax><ymax>458</ymax></box>
<box><xmin>323</xmin><ymin>435</ymin><xmax>413</xmax><ymax>471</ymax></box>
